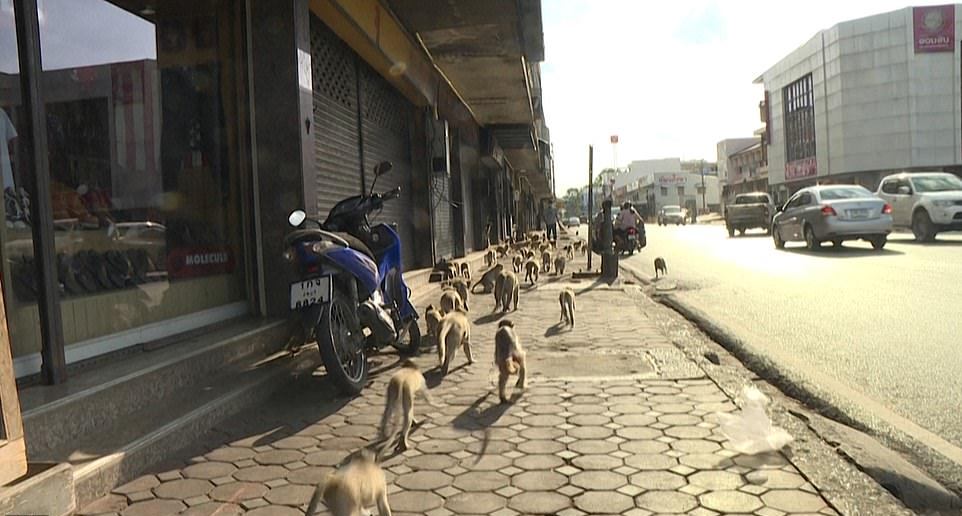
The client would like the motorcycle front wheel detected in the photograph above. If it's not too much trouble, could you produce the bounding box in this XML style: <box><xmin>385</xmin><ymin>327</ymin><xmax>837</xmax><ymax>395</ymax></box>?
<box><xmin>317</xmin><ymin>287</ymin><xmax>369</xmax><ymax>396</ymax></box>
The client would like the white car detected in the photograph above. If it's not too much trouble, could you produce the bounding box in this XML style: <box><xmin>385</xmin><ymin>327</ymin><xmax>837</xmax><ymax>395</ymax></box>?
<box><xmin>876</xmin><ymin>172</ymin><xmax>962</xmax><ymax>241</ymax></box>
<box><xmin>565</xmin><ymin>216</ymin><xmax>580</xmax><ymax>228</ymax></box>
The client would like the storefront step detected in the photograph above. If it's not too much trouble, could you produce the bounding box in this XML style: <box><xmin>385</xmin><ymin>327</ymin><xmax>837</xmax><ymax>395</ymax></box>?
<box><xmin>20</xmin><ymin>318</ymin><xmax>291</xmax><ymax>461</ymax></box>
<box><xmin>407</xmin><ymin>248</ymin><xmax>493</xmax><ymax>308</ymax></box>
<box><xmin>68</xmin><ymin>340</ymin><xmax>317</xmax><ymax>509</ymax></box>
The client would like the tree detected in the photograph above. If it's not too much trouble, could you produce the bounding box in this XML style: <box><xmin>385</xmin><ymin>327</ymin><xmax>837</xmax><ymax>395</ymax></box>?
<box><xmin>563</xmin><ymin>188</ymin><xmax>583</xmax><ymax>218</ymax></box>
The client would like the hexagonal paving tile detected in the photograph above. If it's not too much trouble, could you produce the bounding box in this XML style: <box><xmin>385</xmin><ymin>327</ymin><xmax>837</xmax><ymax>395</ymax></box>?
<box><xmin>517</xmin><ymin>439</ymin><xmax>565</xmax><ymax>454</ymax></box>
<box><xmin>271</xmin><ymin>436</ymin><xmax>317</xmax><ymax>449</ymax></box>
<box><xmin>568</xmin><ymin>414</ymin><xmax>610</xmax><ymax>425</ymax></box>
<box><xmin>396</xmin><ymin>471</ymin><xmax>452</xmax><ymax>491</ymax></box>
<box><xmin>699</xmin><ymin>490</ymin><xmax>764</xmax><ymax>513</ymax></box>
<box><xmin>679</xmin><ymin>453</ymin><xmax>732</xmax><ymax>469</ymax></box>
<box><xmin>205</xmin><ymin>447</ymin><xmax>255</xmax><ymax>463</ymax></box>
<box><xmin>244</xmin><ymin>506</ymin><xmax>301</xmax><ymax>516</ymax></box>
<box><xmin>183</xmin><ymin>462</ymin><xmax>237</xmax><ymax>480</ymax></box>
<box><xmin>303</xmin><ymin>449</ymin><xmax>348</xmax><ymax>467</ymax></box>
<box><xmin>514</xmin><ymin>454</ymin><xmax>564</xmax><ymax>470</ymax></box>
<box><xmin>463</xmin><ymin>454</ymin><xmax>513</xmax><ymax>471</ymax></box>
<box><xmin>286</xmin><ymin>466</ymin><xmax>333</xmax><ymax>485</ymax></box>
<box><xmin>418</xmin><ymin>439</ymin><xmax>463</xmax><ymax>454</ymax></box>
<box><xmin>508</xmin><ymin>492</ymin><xmax>571</xmax><ymax>514</ymax></box>
<box><xmin>570</xmin><ymin>471</ymin><xmax>627</xmax><ymax>490</ymax></box>
<box><xmin>209</xmin><ymin>482</ymin><xmax>268</xmax><ymax>503</ymax></box>
<box><xmin>568</xmin><ymin>439</ymin><xmax>618</xmax><ymax>455</ymax></box>
<box><xmin>635</xmin><ymin>490</ymin><xmax>698</xmax><ymax>512</ymax></box>
<box><xmin>520</xmin><ymin>427</ymin><xmax>565</xmax><ymax>440</ymax></box>
<box><xmin>761</xmin><ymin>489</ymin><xmax>828</xmax><ymax>512</ymax></box>
<box><xmin>670</xmin><ymin>439</ymin><xmax>721</xmax><ymax>453</ymax></box>
<box><xmin>689</xmin><ymin>470</ymin><xmax>744</xmax><ymax>490</ymax></box>
<box><xmin>453</xmin><ymin>471</ymin><xmax>511</xmax><ymax>492</ymax></box>
<box><xmin>405</xmin><ymin>453</ymin><xmax>459</xmax><ymax>471</ymax></box>
<box><xmin>121</xmin><ymin>499</ymin><xmax>186</xmax><ymax>516</ymax></box>
<box><xmin>665</xmin><ymin>425</ymin><xmax>712</xmax><ymax>439</ymax></box>
<box><xmin>629</xmin><ymin>470</ymin><xmax>686</xmax><ymax>490</ymax></box>
<box><xmin>620</xmin><ymin>439</ymin><xmax>670</xmax><ymax>454</ymax></box>
<box><xmin>234</xmin><ymin>465</ymin><xmax>289</xmax><ymax>482</ymax></box>
<box><xmin>624</xmin><ymin>453</ymin><xmax>677</xmax><ymax>470</ymax></box>
<box><xmin>567</xmin><ymin>426</ymin><xmax>614</xmax><ymax>439</ymax></box>
<box><xmin>153</xmin><ymin>479</ymin><xmax>213</xmax><ymax>499</ymax></box>
<box><xmin>612</xmin><ymin>414</ymin><xmax>656</xmax><ymax>426</ymax></box>
<box><xmin>180</xmin><ymin>502</ymin><xmax>243</xmax><ymax>516</ymax></box>
<box><xmin>264</xmin><ymin>484</ymin><xmax>314</xmax><ymax>506</ymax></box>
<box><xmin>571</xmin><ymin>454</ymin><xmax>622</xmax><ymax>470</ymax></box>
<box><xmin>573</xmin><ymin>491</ymin><xmax>633</xmax><ymax>513</ymax></box>
<box><xmin>512</xmin><ymin>471</ymin><xmax>567</xmax><ymax>491</ymax></box>
<box><xmin>759</xmin><ymin>470</ymin><xmax>807</xmax><ymax>489</ymax></box>
<box><xmin>254</xmin><ymin>449</ymin><xmax>304</xmax><ymax>466</ymax></box>
<box><xmin>615</xmin><ymin>427</ymin><xmax>662</xmax><ymax>440</ymax></box>
<box><xmin>444</xmin><ymin>491</ymin><xmax>507</xmax><ymax>513</ymax></box>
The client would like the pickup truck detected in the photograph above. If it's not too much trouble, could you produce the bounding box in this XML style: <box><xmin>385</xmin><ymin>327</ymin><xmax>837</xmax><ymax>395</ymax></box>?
<box><xmin>725</xmin><ymin>192</ymin><xmax>775</xmax><ymax>237</ymax></box>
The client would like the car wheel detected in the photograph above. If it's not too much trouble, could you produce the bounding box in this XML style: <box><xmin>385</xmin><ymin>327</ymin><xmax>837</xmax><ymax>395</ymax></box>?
<box><xmin>773</xmin><ymin>226</ymin><xmax>785</xmax><ymax>249</ymax></box>
<box><xmin>727</xmin><ymin>225</ymin><xmax>734</xmax><ymax>237</ymax></box>
<box><xmin>738</xmin><ymin>228</ymin><xmax>745</xmax><ymax>236</ymax></box>
<box><xmin>804</xmin><ymin>224</ymin><xmax>821</xmax><ymax>250</ymax></box>
<box><xmin>765</xmin><ymin>225</ymin><xmax>772</xmax><ymax>235</ymax></box>
<box><xmin>832</xmin><ymin>239</ymin><xmax>842</xmax><ymax>247</ymax></box>
<box><xmin>912</xmin><ymin>210</ymin><xmax>936</xmax><ymax>242</ymax></box>
<box><xmin>871</xmin><ymin>236</ymin><xmax>887</xmax><ymax>250</ymax></box>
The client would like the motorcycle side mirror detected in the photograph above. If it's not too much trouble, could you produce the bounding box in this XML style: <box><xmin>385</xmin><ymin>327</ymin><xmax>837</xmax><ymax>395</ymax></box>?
<box><xmin>374</xmin><ymin>161</ymin><xmax>393</xmax><ymax>176</ymax></box>
<box><xmin>288</xmin><ymin>210</ymin><xmax>307</xmax><ymax>227</ymax></box>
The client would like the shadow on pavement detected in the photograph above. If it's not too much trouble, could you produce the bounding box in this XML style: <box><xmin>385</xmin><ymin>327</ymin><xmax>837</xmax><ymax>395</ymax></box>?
<box><xmin>785</xmin><ymin>246</ymin><xmax>904</xmax><ymax>258</ymax></box>
<box><xmin>544</xmin><ymin>322</ymin><xmax>569</xmax><ymax>337</ymax></box>
<box><xmin>474</xmin><ymin>312</ymin><xmax>506</xmax><ymax>325</ymax></box>
<box><xmin>451</xmin><ymin>391</ymin><xmax>522</xmax><ymax>465</ymax></box>
<box><xmin>894</xmin><ymin>238</ymin><xmax>962</xmax><ymax>247</ymax></box>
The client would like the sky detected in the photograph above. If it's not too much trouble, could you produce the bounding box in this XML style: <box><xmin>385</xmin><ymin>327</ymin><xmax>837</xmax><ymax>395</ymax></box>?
<box><xmin>541</xmin><ymin>0</ymin><xmax>928</xmax><ymax>193</ymax></box>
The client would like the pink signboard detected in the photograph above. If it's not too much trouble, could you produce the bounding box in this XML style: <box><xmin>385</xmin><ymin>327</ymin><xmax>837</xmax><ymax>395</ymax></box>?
<box><xmin>785</xmin><ymin>157</ymin><xmax>817</xmax><ymax>181</ymax></box>
<box><xmin>914</xmin><ymin>5</ymin><xmax>955</xmax><ymax>53</ymax></box>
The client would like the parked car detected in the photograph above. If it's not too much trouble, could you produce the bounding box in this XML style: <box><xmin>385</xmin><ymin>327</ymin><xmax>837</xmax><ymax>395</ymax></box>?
<box><xmin>658</xmin><ymin>205</ymin><xmax>687</xmax><ymax>226</ymax></box>
<box><xmin>772</xmin><ymin>185</ymin><xmax>892</xmax><ymax>251</ymax></box>
<box><xmin>725</xmin><ymin>192</ymin><xmax>774</xmax><ymax>237</ymax></box>
<box><xmin>566</xmin><ymin>216</ymin><xmax>581</xmax><ymax>228</ymax></box>
<box><xmin>875</xmin><ymin>172</ymin><xmax>962</xmax><ymax>242</ymax></box>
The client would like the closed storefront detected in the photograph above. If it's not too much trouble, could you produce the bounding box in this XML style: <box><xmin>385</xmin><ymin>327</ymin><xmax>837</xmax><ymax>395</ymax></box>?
<box><xmin>309</xmin><ymin>16</ymin><xmax>416</xmax><ymax>267</ymax></box>
<box><xmin>431</xmin><ymin>171</ymin><xmax>454</xmax><ymax>260</ymax></box>
<box><xmin>458</xmin><ymin>131</ymin><xmax>479</xmax><ymax>252</ymax></box>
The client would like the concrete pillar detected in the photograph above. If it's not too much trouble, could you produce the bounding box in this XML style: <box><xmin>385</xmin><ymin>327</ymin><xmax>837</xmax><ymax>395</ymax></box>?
<box><xmin>249</xmin><ymin>0</ymin><xmax>315</xmax><ymax>316</ymax></box>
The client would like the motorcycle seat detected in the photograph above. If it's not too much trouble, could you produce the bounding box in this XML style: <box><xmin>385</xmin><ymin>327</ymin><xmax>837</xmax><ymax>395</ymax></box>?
<box><xmin>285</xmin><ymin>228</ymin><xmax>376</xmax><ymax>261</ymax></box>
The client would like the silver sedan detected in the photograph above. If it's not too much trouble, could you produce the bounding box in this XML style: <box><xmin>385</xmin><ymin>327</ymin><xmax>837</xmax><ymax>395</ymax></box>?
<box><xmin>772</xmin><ymin>185</ymin><xmax>893</xmax><ymax>250</ymax></box>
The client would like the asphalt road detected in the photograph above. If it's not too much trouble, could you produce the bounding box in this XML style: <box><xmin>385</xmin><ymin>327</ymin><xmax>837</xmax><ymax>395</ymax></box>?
<box><xmin>590</xmin><ymin>222</ymin><xmax>962</xmax><ymax>470</ymax></box>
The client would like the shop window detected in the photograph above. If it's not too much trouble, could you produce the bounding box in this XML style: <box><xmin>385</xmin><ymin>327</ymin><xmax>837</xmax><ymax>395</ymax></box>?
<box><xmin>660</xmin><ymin>186</ymin><xmax>668</xmax><ymax>196</ymax></box>
<box><xmin>676</xmin><ymin>186</ymin><xmax>684</xmax><ymax>198</ymax></box>
<box><xmin>0</xmin><ymin>0</ymin><xmax>249</xmax><ymax>369</ymax></box>
<box><xmin>783</xmin><ymin>74</ymin><xmax>815</xmax><ymax>163</ymax></box>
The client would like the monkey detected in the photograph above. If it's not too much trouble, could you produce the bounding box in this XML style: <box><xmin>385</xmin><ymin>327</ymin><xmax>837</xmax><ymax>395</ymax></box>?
<box><xmin>525</xmin><ymin>249</ymin><xmax>536</xmax><ymax>261</ymax></box>
<box><xmin>559</xmin><ymin>287</ymin><xmax>575</xmax><ymax>326</ymax></box>
<box><xmin>437</xmin><ymin>310</ymin><xmax>472</xmax><ymax>375</ymax></box>
<box><xmin>539</xmin><ymin>243</ymin><xmax>550</xmax><ymax>254</ymax></box>
<box><xmin>654</xmin><ymin>257</ymin><xmax>668</xmax><ymax>279</ymax></box>
<box><xmin>492</xmin><ymin>271</ymin><xmax>507</xmax><ymax>312</ymax></box>
<box><xmin>541</xmin><ymin>250</ymin><xmax>552</xmax><ymax>273</ymax></box>
<box><xmin>500</xmin><ymin>271</ymin><xmax>519</xmax><ymax>312</ymax></box>
<box><xmin>554</xmin><ymin>255</ymin><xmax>566</xmax><ymax>276</ymax></box>
<box><xmin>379</xmin><ymin>359</ymin><xmax>434</xmax><ymax>453</ymax></box>
<box><xmin>523</xmin><ymin>259</ymin><xmax>539</xmax><ymax>285</ymax></box>
<box><xmin>439</xmin><ymin>289</ymin><xmax>463</xmax><ymax>314</ymax></box>
<box><xmin>471</xmin><ymin>264</ymin><xmax>504</xmax><ymax>293</ymax></box>
<box><xmin>572</xmin><ymin>240</ymin><xmax>582</xmax><ymax>252</ymax></box>
<box><xmin>305</xmin><ymin>448</ymin><xmax>391</xmax><ymax>516</ymax></box>
<box><xmin>495</xmin><ymin>244</ymin><xmax>509</xmax><ymax>257</ymax></box>
<box><xmin>484</xmin><ymin>249</ymin><xmax>496</xmax><ymax>267</ymax></box>
<box><xmin>564</xmin><ymin>245</ymin><xmax>574</xmax><ymax>260</ymax></box>
<box><xmin>512</xmin><ymin>254</ymin><xmax>523</xmax><ymax>273</ymax></box>
<box><xmin>443</xmin><ymin>278</ymin><xmax>470</xmax><ymax>311</ymax></box>
<box><xmin>494</xmin><ymin>320</ymin><xmax>527</xmax><ymax>404</ymax></box>
<box><xmin>460</xmin><ymin>262</ymin><xmax>471</xmax><ymax>280</ymax></box>
<box><xmin>424</xmin><ymin>305</ymin><xmax>443</xmax><ymax>346</ymax></box>
<box><xmin>529</xmin><ymin>234</ymin><xmax>541</xmax><ymax>245</ymax></box>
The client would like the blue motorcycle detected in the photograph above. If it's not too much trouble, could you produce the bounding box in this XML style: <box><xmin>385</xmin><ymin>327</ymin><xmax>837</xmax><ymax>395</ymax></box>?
<box><xmin>284</xmin><ymin>161</ymin><xmax>420</xmax><ymax>394</ymax></box>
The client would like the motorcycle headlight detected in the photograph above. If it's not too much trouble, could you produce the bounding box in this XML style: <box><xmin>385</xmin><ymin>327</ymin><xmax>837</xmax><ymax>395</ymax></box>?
<box><xmin>282</xmin><ymin>249</ymin><xmax>295</xmax><ymax>262</ymax></box>
<box><xmin>933</xmin><ymin>200</ymin><xmax>954</xmax><ymax>208</ymax></box>
<box><xmin>312</xmin><ymin>241</ymin><xmax>334</xmax><ymax>254</ymax></box>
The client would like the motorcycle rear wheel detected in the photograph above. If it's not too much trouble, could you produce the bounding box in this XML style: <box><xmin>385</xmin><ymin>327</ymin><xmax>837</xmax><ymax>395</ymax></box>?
<box><xmin>317</xmin><ymin>287</ymin><xmax>368</xmax><ymax>396</ymax></box>
<box><xmin>390</xmin><ymin>319</ymin><xmax>421</xmax><ymax>356</ymax></box>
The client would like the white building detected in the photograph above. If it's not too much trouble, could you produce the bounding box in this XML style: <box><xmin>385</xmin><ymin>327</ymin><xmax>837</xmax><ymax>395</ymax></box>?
<box><xmin>757</xmin><ymin>4</ymin><xmax>962</xmax><ymax>204</ymax></box>
<box><xmin>614</xmin><ymin>158</ymin><xmax>720</xmax><ymax>216</ymax></box>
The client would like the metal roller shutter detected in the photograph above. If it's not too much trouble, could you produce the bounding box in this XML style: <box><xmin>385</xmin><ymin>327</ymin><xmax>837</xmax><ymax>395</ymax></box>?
<box><xmin>359</xmin><ymin>66</ymin><xmax>416</xmax><ymax>268</ymax></box>
<box><xmin>432</xmin><ymin>173</ymin><xmax>454</xmax><ymax>260</ymax></box>
<box><xmin>310</xmin><ymin>16</ymin><xmax>362</xmax><ymax>219</ymax></box>
<box><xmin>459</xmin><ymin>139</ymin><xmax>479</xmax><ymax>251</ymax></box>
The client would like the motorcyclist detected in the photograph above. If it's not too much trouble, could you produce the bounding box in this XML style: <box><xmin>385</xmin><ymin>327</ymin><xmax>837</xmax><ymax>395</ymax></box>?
<box><xmin>615</xmin><ymin>201</ymin><xmax>644</xmax><ymax>244</ymax></box>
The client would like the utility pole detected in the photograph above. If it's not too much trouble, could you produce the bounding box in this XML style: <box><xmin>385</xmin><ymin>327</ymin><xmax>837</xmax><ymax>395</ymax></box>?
<box><xmin>587</xmin><ymin>145</ymin><xmax>594</xmax><ymax>271</ymax></box>
<box><xmin>700</xmin><ymin>159</ymin><xmax>707</xmax><ymax>214</ymax></box>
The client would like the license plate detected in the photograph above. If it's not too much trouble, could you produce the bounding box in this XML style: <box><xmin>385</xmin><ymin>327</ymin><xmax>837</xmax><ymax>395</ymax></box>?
<box><xmin>290</xmin><ymin>276</ymin><xmax>332</xmax><ymax>310</ymax></box>
<box><xmin>628</xmin><ymin>234</ymin><xmax>636</xmax><ymax>241</ymax></box>
<box><xmin>846</xmin><ymin>209</ymin><xmax>869</xmax><ymax>219</ymax></box>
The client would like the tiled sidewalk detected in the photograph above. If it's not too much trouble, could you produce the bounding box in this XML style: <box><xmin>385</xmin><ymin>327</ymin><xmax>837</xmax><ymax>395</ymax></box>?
<box><xmin>80</xmin><ymin>238</ymin><xmax>842</xmax><ymax>516</ymax></box>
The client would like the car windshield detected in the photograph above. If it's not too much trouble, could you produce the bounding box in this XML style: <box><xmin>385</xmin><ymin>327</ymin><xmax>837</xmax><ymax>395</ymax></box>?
<box><xmin>735</xmin><ymin>194</ymin><xmax>769</xmax><ymax>204</ymax></box>
<box><xmin>818</xmin><ymin>187</ymin><xmax>871</xmax><ymax>200</ymax></box>
<box><xmin>911</xmin><ymin>175</ymin><xmax>962</xmax><ymax>193</ymax></box>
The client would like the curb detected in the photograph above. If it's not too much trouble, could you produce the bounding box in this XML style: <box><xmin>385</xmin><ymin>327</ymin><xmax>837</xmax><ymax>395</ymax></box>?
<box><xmin>618</xmin><ymin>263</ymin><xmax>917</xmax><ymax>515</ymax></box>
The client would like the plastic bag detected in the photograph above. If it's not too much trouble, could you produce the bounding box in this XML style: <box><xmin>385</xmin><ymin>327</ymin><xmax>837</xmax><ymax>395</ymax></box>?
<box><xmin>715</xmin><ymin>385</ymin><xmax>793</xmax><ymax>455</ymax></box>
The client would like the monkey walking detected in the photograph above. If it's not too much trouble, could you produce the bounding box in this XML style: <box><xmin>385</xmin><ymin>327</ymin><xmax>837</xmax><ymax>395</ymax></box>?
<box><xmin>443</xmin><ymin>278</ymin><xmax>470</xmax><ymax>311</ymax></box>
<box><xmin>460</xmin><ymin>263</ymin><xmax>471</xmax><ymax>281</ymax></box>
<box><xmin>559</xmin><ymin>287</ymin><xmax>575</xmax><ymax>326</ymax></box>
<box><xmin>492</xmin><ymin>271</ymin><xmax>507</xmax><ymax>312</ymax></box>
<box><xmin>305</xmin><ymin>448</ymin><xmax>391</xmax><ymax>516</ymax></box>
<box><xmin>564</xmin><ymin>245</ymin><xmax>574</xmax><ymax>260</ymax></box>
<box><xmin>499</xmin><ymin>271</ymin><xmax>519</xmax><ymax>312</ymax></box>
<box><xmin>494</xmin><ymin>320</ymin><xmax>527</xmax><ymax>404</ymax></box>
<box><xmin>553</xmin><ymin>255</ymin><xmax>566</xmax><ymax>276</ymax></box>
<box><xmin>471</xmin><ymin>264</ymin><xmax>503</xmax><ymax>293</ymax></box>
<box><xmin>424</xmin><ymin>305</ymin><xmax>442</xmax><ymax>345</ymax></box>
<box><xmin>541</xmin><ymin>251</ymin><xmax>552</xmax><ymax>273</ymax></box>
<box><xmin>512</xmin><ymin>254</ymin><xmax>523</xmax><ymax>273</ymax></box>
<box><xmin>495</xmin><ymin>244</ymin><xmax>509</xmax><ymax>257</ymax></box>
<box><xmin>439</xmin><ymin>290</ymin><xmax>463</xmax><ymax>314</ymax></box>
<box><xmin>379</xmin><ymin>360</ymin><xmax>435</xmax><ymax>453</ymax></box>
<box><xmin>437</xmin><ymin>310</ymin><xmax>472</xmax><ymax>375</ymax></box>
<box><xmin>654</xmin><ymin>257</ymin><xmax>668</xmax><ymax>279</ymax></box>
<box><xmin>484</xmin><ymin>249</ymin><xmax>496</xmax><ymax>267</ymax></box>
<box><xmin>523</xmin><ymin>259</ymin><xmax>540</xmax><ymax>285</ymax></box>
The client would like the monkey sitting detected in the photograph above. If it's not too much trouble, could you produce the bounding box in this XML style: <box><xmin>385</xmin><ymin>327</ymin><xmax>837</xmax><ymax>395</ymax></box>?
<box><xmin>494</xmin><ymin>320</ymin><xmax>527</xmax><ymax>404</ymax></box>
<box><xmin>306</xmin><ymin>448</ymin><xmax>391</xmax><ymax>516</ymax></box>
<box><xmin>554</xmin><ymin>255</ymin><xmax>566</xmax><ymax>276</ymax></box>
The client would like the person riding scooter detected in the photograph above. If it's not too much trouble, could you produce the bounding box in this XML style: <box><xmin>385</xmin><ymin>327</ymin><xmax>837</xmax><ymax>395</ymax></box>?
<box><xmin>615</xmin><ymin>202</ymin><xmax>644</xmax><ymax>243</ymax></box>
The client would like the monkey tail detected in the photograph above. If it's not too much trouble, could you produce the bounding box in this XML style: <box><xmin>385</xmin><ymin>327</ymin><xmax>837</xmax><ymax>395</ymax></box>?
<box><xmin>306</xmin><ymin>481</ymin><xmax>326</xmax><ymax>516</ymax></box>
<box><xmin>504</xmin><ymin>357</ymin><xmax>518</xmax><ymax>375</ymax></box>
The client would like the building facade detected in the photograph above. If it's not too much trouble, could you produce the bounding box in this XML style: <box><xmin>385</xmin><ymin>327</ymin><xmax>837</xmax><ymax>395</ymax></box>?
<box><xmin>757</xmin><ymin>4</ymin><xmax>962</xmax><ymax>204</ymax></box>
<box><xmin>0</xmin><ymin>0</ymin><xmax>552</xmax><ymax>501</ymax></box>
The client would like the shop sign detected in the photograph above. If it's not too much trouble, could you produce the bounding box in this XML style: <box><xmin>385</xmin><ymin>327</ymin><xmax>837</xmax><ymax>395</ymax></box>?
<box><xmin>167</xmin><ymin>246</ymin><xmax>235</xmax><ymax>279</ymax></box>
<box><xmin>914</xmin><ymin>5</ymin><xmax>955</xmax><ymax>53</ymax></box>
<box><xmin>657</xmin><ymin>174</ymin><xmax>687</xmax><ymax>186</ymax></box>
<box><xmin>785</xmin><ymin>157</ymin><xmax>817</xmax><ymax>180</ymax></box>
